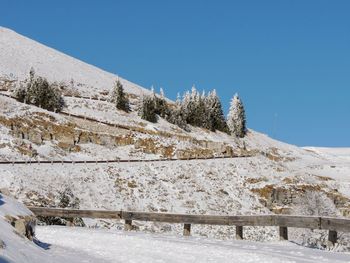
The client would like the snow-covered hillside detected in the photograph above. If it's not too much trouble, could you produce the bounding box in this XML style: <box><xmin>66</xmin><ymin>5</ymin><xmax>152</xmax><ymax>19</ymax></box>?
<box><xmin>304</xmin><ymin>147</ymin><xmax>350</xmax><ymax>162</ymax></box>
<box><xmin>1</xmin><ymin>26</ymin><xmax>350</xmax><ymax>261</ymax></box>
<box><xmin>0</xmin><ymin>26</ymin><xmax>150</xmax><ymax>97</ymax></box>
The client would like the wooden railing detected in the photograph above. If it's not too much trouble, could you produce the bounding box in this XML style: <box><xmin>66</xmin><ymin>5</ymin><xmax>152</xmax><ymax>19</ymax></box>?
<box><xmin>0</xmin><ymin>154</ymin><xmax>251</xmax><ymax>165</ymax></box>
<box><xmin>28</xmin><ymin>207</ymin><xmax>350</xmax><ymax>244</ymax></box>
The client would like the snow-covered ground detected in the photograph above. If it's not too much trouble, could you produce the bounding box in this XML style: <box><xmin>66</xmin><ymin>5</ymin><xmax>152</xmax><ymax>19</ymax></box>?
<box><xmin>0</xmin><ymin>194</ymin><xmax>106</xmax><ymax>263</ymax></box>
<box><xmin>0</xmin><ymin>27</ymin><xmax>150</xmax><ymax>98</ymax></box>
<box><xmin>2</xmin><ymin>194</ymin><xmax>350</xmax><ymax>263</ymax></box>
<box><xmin>35</xmin><ymin>226</ymin><xmax>350</xmax><ymax>263</ymax></box>
<box><xmin>0</xmin><ymin>194</ymin><xmax>64</xmax><ymax>262</ymax></box>
<box><xmin>304</xmin><ymin>147</ymin><xmax>350</xmax><ymax>162</ymax></box>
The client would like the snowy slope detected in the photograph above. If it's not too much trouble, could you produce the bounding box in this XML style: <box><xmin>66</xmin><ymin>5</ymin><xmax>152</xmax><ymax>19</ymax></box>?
<box><xmin>0</xmin><ymin>26</ymin><xmax>150</xmax><ymax>97</ymax></box>
<box><xmin>304</xmin><ymin>147</ymin><xmax>350</xmax><ymax>162</ymax></box>
<box><xmin>35</xmin><ymin>226</ymin><xmax>350</xmax><ymax>263</ymax></box>
<box><xmin>0</xmin><ymin>194</ymin><xmax>43</xmax><ymax>263</ymax></box>
<box><xmin>0</xmin><ymin>194</ymin><xmax>106</xmax><ymax>262</ymax></box>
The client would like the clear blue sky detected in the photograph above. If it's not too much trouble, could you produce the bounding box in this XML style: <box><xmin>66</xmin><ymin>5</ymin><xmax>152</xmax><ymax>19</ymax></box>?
<box><xmin>2</xmin><ymin>0</ymin><xmax>349</xmax><ymax>147</ymax></box>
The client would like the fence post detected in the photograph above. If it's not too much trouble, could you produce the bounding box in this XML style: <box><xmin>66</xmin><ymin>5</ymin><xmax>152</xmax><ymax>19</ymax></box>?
<box><xmin>328</xmin><ymin>230</ymin><xmax>337</xmax><ymax>245</ymax></box>
<box><xmin>124</xmin><ymin>219</ymin><xmax>132</xmax><ymax>231</ymax></box>
<box><xmin>183</xmin><ymin>224</ymin><xmax>191</xmax><ymax>236</ymax></box>
<box><xmin>279</xmin><ymin>226</ymin><xmax>288</xmax><ymax>241</ymax></box>
<box><xmin>236</xmin><ymin>226</ymin><xmax>243</xmax><ymax>240</ymax></box>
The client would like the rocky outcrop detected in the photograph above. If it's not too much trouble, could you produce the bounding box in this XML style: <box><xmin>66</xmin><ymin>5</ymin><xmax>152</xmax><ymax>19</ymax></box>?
<box><xmin>4</xmin><ymin>215</ymin><xmax>36</xmax><ymax>240</ymax></box>
<box><xmin>0</xmin><ymin>112</ymin><xmax>245</xmax><ymax>159</ymax></box>
<box><xmin>251</xmin><ymin>183</ymin><xmax>350</xmax><ymax>217</ymax></box>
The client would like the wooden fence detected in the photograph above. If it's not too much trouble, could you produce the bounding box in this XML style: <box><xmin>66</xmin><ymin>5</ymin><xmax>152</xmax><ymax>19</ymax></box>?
<box><xmin>28</xmin><ymin>207</ymin><xmax>350</xmax><ymax>244</ymax></box>
<box><xmin>0</xmin><ymin>154</ymin><xmax>251</xmax><ymax>165</ymax></box>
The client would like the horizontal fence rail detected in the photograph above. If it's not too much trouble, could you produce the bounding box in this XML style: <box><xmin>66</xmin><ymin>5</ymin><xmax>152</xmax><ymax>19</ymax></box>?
<box><xmin>28</xmin><ymin>207</ymin><xmax>350</xmax><ymax>244</ymax></box>
<box><xmin>0</xmin><ymin>154</ymin><xmax>251</xmax><ymax>165</ymax></box>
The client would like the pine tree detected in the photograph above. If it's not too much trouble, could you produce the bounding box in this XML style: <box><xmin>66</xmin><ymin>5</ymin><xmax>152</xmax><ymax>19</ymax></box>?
<box><xmin>160</xmin><ymin>87</ymin><xmax>165</xmax><ymax>98</ymax></box>
<box><xmin>154</xmin><ymin>87</ymin><xmax>169</xmax><ymax>118</ymax></box>
<box><xmin>26</xmin><ymin>76</ymin><xmax>63</xmax><ymax>111</ymax></box>
<box><xmin>181</xmin><ymin>90</ymin><xmax>191</xmax><ymax>122</ymax></box>
<box><xmin>182</xmin><ymin>86</ymin><xmax>202</xmax><ymax>126</ymax></box>
<box><xmin>227</xmin><ymin>93</ymin><xmax>247</xmax><ymax>138</ymax></box>
<box><xmin>110</xmin><ymin>79</ymin><xmax>130</xmax><ymax>112</ymax></box>
<box><xmin>14</xmin><ymin>69</ymin><xmax>64</xmax><ymax>112</ymax></box>
<box><xmin>14</xmin><ymin>82</ymin><xmax>27</xmax><ymax>103</ymax></box>
<box><xmin>205</xmin><ymin>90</ymin><xmax>228</xmax><ymax>132</ymax></box>
<box><xmin>197</xmin><ymin>90</ymin><xmax>210</xmax><ymax>129</ymax></box>
<box><xmin>138</xmin><ymin>95</ymin><xmax>157</xmax><ymax>123</ymax></box>
<box><xmin>166</xmin><ymin>106</ymin><xmax>188</xmax><ymax>130</ymax></box>
<box><xmin>29</xmin><ymin>67</ymin><xmax>35</xmax><ymax>82</ymax></box>
<box><xmin>175</xmin><ymin>92</ymin><xmax>181</xmax><ymax>106</ymax></box>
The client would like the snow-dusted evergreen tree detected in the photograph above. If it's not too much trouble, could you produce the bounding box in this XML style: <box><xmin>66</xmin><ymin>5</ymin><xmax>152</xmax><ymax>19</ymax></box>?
<box><xmin>182</xmin><ymin>86</ymin><xmax>203</xmax><ymax>126</ymax></box>
<box><xmin>181</xmin><ymin>90</ymin><xmax>191</xmax><ymax>121</ymax></box>
<box><xmin>163</xmin><ymin>92</ymin><xmax>186</xmax><ymax>130</ymax></box>
<box><xmin>197</xmin><ymin>90</ymin><xmax>210</xmax><ymax>129</ymax></box>
<box><xmin>167</xmin><ymin>106</ymin><xmax>188</xmax><ymax>130</ymax></box>
<box><xmin>14</xmin><ymin>69</ymin><xmax>64</xmax><ymax>112</ymax></box>
<box><xmin>175</xmin><ymin>92</ymin><xmax>181</xmax><ymax>105</ymax></box>
<box><xmin>154</xmin><ymin>87</ymin><xmax>169</xmax><ymax>118</ymax></box>
<box><xmin>160</xmin><ymin>87</ymin><xmax>165</xmax><ymax>98</ymax></box>
<box><xmin>14</xmin><ymin>67</ymin><xmax>35</xmax><ymax>103</ymax></box>
<box><xmin>205</xmin><ymin>90</ymin><xmax>228</xmax><ymax>132</ymax></box>
<box><xmin>138</xmin><ymin>95</ymin><xmax>157</xmax><ymax>123</ymax></box>
<box><xmin>110</xmin><ymin>79</ymin><xmax>130</xmax><ymax>112</ymax></box>
<box><xmin>180</xmin><ymin>87</ymin><xmax>227</xmax><ymax>132</ymax></box>
<box><xmin>227</xmin><ymin>93</ymin><xmax>247</xmax><ymax>138</ymax></box>
<box><xmin>14</xmin><ymin>82</ymin><xmax>27</xmax><ymax>103</ymax></box>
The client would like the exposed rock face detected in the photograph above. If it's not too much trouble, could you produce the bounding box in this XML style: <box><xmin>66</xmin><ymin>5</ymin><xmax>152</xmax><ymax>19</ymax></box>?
<box><xmin>0</xmin><ymin>239</ymin><xmax>5</xmax><ymax>249</ymax></box>
<box><xmin>0</xmin><ymin>112</ymin><xmax>243</xmax><ymax>159</ymax></box>
<box><xmin>5</xmin><ymin>215</ymin><xmax>36</xmax><ymax>240</ymax></box>
<box><xmin>251</xmin><ymin>183</ymin><xmax>350</xmax><ymax>216</ymax></box>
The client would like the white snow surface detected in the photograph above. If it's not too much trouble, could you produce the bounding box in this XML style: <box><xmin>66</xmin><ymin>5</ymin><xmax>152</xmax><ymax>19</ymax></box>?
<box><xmin>304</xmin><ymin>147</ymin><xmax>350</xmax><ymax>162</ymax></box>
<box><xmin>0</xmin><ymin>26</ymin><xmax>150</xmax><ymax>97</ymax></box>
<box><xmin>2</xmin><ymin>196</ymin><xmax>349</xmax><ymax>263</ymax></box>
<box><xmin>34</xmin><ymin>225</ymin><xmax>350</xmax><ymax>263</ymax></box>
<box><xmin>0</xmin><ymin>193</ymin><xmax>31</xmax><ymax>219</ymax></box>
<box><xmin>0</xmin><ymin>194</ymin><xmax>102</xmax><ymax>263</ymax></box>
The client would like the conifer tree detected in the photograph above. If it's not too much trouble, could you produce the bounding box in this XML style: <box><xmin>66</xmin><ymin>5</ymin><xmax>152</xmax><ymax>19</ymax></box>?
<box><xmin>182</xmin><ymin>86</ymin><xmax>202</xmax><ymax>126</ymax></box>
<box><xmin>197</xmin><ymin>90</ymin><xmax>210</xmax><ymax>129</ymax></box>
<box><xmin>14</xmin><ymin>69</ymin><xmax>64</xmax><ymax>112</ymax></box>
<box><xmin>139</xmin><ymin>95</ymin><xmax>157</xmax><ymax>123</ymax></box>
<box><xmin>181</xmin><ymin>90</ymin><xmax>191</xmax><ymax>122</ymax></box>
<box><xmin>154</xmin><ymin>87</ymin><xmax>169</xmax><ymax>118</ymax></box>
<box><xmin>167</xmin><ymin>106</ymin><xmax>188</xmax><ymax>130</ymax></box>
<box><xmin>227</xmin><ymin>93</ymin><xmax>247</xmax><ymax>138</ymax></box>
<box><xmin>205</xmin><ymin>90</ymin><xmax>228</xmax><ymax>132</ymax></box>
<box><xmin>175</xmin><ymin>92</ymin><xmax>181</xmax><ymax>105</ymax></box>
<box><xmin>167</xmin><ymin>92</ymin><xmax>187</xmax><ymax>130</ymax></box>
<box><xmin>29</xmin><ymin>67</ymin><xmax>35</xmax><ymax>82</ymax></box>
<box><xmin>110</xmin><ymin>79</ymin><xmax>130</xmax><ymax>112</ymax></box>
